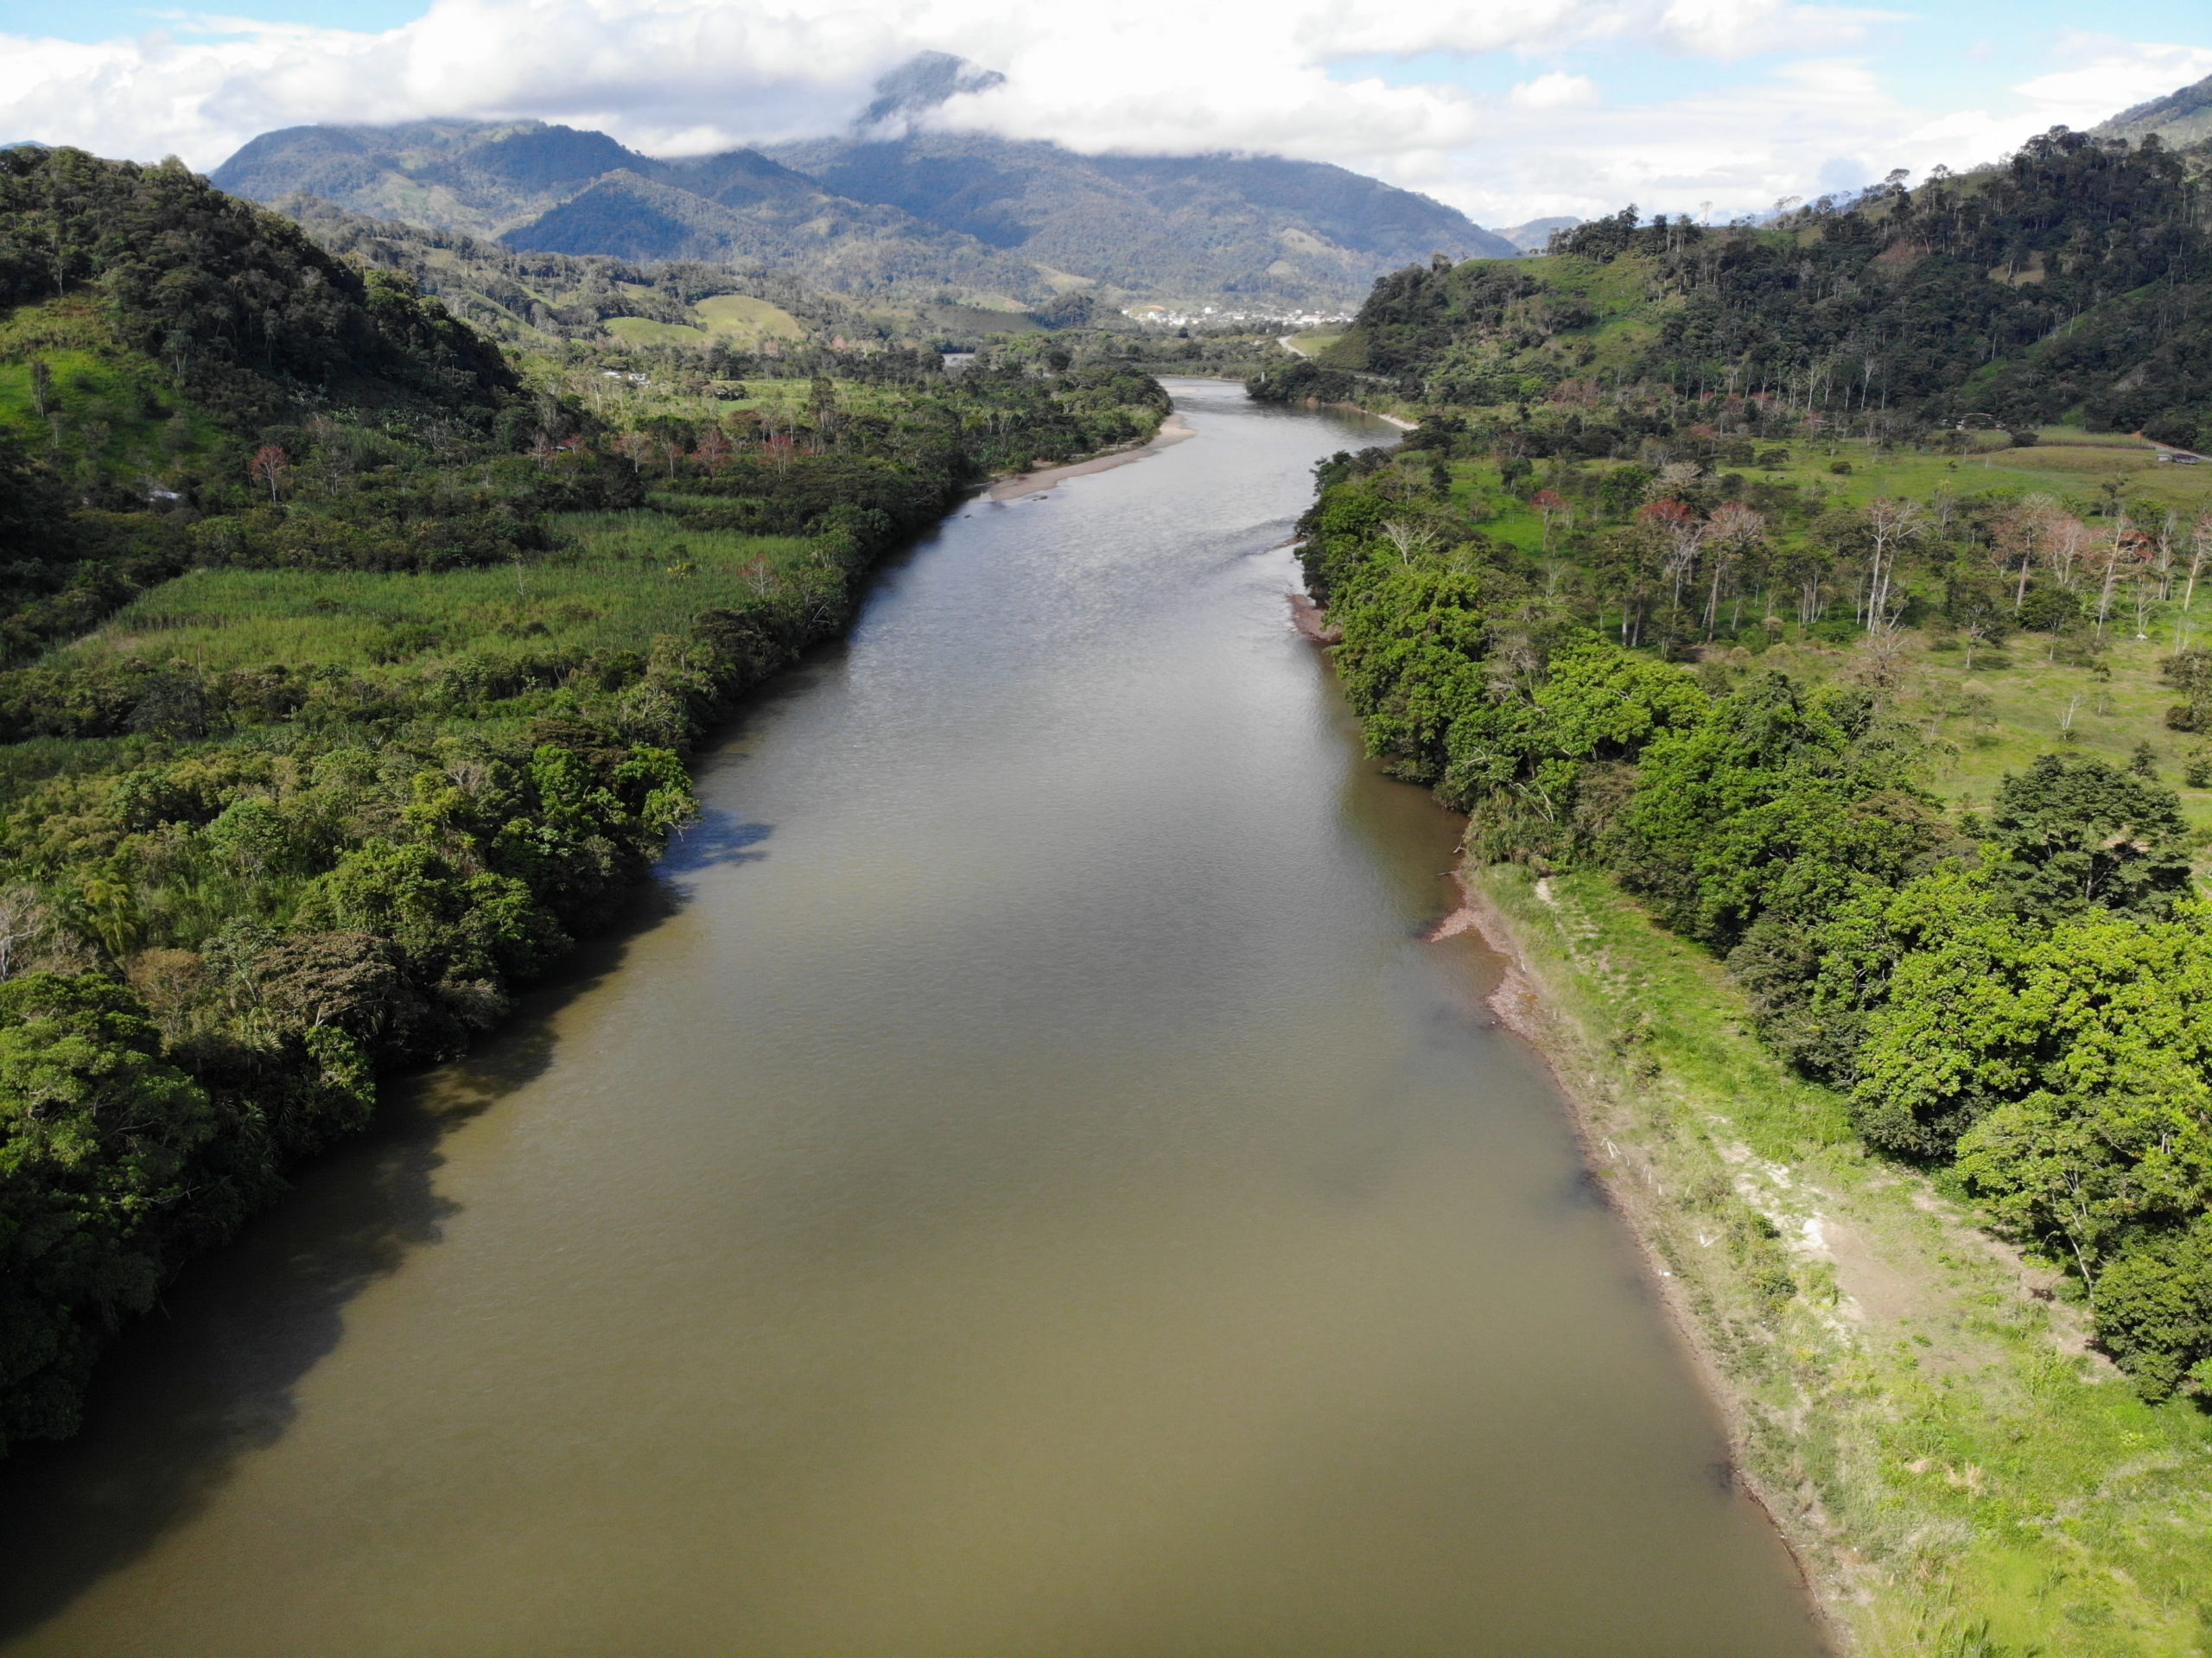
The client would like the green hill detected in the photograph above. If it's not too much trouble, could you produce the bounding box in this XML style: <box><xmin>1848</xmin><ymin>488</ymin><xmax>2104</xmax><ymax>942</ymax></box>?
<box><xmin>2094</xmin><ymin>72</ymin><xmax>2212</xmax><ymax>152</ymax></box>
<box><xmin>1262</xmin><ymin>127</ymin><xmax>2212</xmax><ymax>449</ymax></box>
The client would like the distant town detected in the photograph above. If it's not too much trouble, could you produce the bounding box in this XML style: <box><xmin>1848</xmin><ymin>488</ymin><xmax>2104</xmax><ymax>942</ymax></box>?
<box><xmin>1122</xmin><ymin>305</ymin><xmax>1355</xmax><ymax>330</ymax></box>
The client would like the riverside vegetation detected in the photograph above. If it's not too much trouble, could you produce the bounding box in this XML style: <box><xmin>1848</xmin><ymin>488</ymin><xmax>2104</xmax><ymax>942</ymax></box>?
<box><xmin>1271</xmin><ymin>121</ymin><xmax>2212</xmax><ymax>1652</ymax></box>
<box><xmin>0</xmin><ymin>143</ymin><xmax>1166</xmax><ymax>1453</ymax></box>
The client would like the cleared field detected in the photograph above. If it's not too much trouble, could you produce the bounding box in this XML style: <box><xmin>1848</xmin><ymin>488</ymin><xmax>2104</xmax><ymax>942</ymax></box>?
<box><xmin>60</xmin><ymin>515</ymin><xmax>821</xmax><ymax>677</ymax></box>
<box><xmin>0</xmin><ymin>298</ymin><xmax>227</xmax><ymax>478</ymax></box>
<box><xmin>604</xmin><ymin>315</ymin><xmax>710</xmax><ymax>347</ymax></box>
<box><xmin>1439</xmin><ymin>429</ymin><xmax>2212</xmax><ymax>832</ymax></box>
<box><xmin>693</xmin><ymin>294</ymin><xmax>804</xmax><ymax>344</ymax></box>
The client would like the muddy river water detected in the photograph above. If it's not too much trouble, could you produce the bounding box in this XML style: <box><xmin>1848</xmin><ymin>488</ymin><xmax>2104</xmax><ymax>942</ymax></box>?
<box><xmin>0</xmin><ymin>379</ymin><xmax>1824</xmax><ymax>1656</ymax></box>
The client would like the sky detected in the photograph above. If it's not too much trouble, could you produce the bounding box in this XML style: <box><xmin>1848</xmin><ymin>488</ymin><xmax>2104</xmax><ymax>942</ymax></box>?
<box><xmin>0</xmin><ymin>0</ymin><xmax>2207</xmax><ymax>228</ymax></box>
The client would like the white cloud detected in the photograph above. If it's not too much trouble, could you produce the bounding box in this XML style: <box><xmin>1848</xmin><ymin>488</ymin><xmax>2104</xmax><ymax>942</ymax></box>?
<box><xmin>1509</xmin><ymin>73</ymin><xmax>1601</xmax><ymax>110</ymax></box>
<box><xmin>0</xmin><ymin>0</ymin><xmax>2201</xmax><ymax>231</ymax></box>
<box><xmin>2010</xmin><ymin>37</ymin><xmax>2212</xmax><ymax>129</ymax></box>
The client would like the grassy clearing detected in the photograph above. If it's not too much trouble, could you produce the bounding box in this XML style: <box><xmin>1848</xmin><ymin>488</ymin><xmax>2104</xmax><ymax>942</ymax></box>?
<box><xmin>603</xmin><ymin>315</ymin><xmax>711</xmax><ymax>348</ymax></box>
<box><xmin>59</xmin><ymin>514</ymin><xmax>819</xmax><ymax>678</ymax></box>
<box><xmin>692</xmin><ymin>293</ymin><xmax>804</xmax><ymax>345</ymax></box>
<box><xmin>1751</xmin><ymin>429</ymin><xmax>2212</xmax><ymax>522</ymax></box>
<box><xmin>1479</xmin><ymin>863</ymin><xmax>2212</xmax><ymax>1658</ymax></box>
<box><xmin>0</xmin><ymin>298</ymin><xmax>226</xmax><ymax>480</ymax></box>
<box><xmin>1753</xmin><ymin>629</ymin><xmax>2212</xmax><ymax>826</ymax></box>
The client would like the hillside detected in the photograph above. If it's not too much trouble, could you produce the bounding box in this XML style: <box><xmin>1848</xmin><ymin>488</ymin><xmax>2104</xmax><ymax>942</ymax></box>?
<box><xmin>1267</xmin><ymin>127</ymin><xmax>2212</xmax><ymax>450</ymax></box>
<box><xmin>760</xmin><ymin>130</ymin><xmax>1515</xmax><ymax>306</ymax></box>
<box><xmin>2095</xmin><ymin>71</ymin><xmax>2212</xmax><ymax>151</ymax></box>
<box><xmin>207</xmin><ymin>56</ymin><xmax>1511</xmax><ymax>312</ymax></box>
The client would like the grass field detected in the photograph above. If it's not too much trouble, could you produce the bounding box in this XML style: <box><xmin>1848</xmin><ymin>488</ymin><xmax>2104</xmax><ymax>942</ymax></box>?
<box><xmin>0</xmin><ymin>299</ymin><xmax>227</xmax><ymax>480</ymax></box>
<box><xmin>1482</xmin><ymin>865</ymin><xmax>2212</xmax><ymax>1657</ymax></box>
<box><xmin>692</xmin><ymin>294</ymin><xmax>804</xmax><ymax>346</ymax></box>
<box><xmin>603</xmin><ymin>316</ymin><xmax>715</xmax><ymax>348</ymax></box>
<box><xmin>60</xmin><ymin>514</ymin><xmax>821</xmax><ymax>680</ymax></box>
<box><xmin>601</xmin><ymin>295</ymin><xmax>808</xmax><ymax>352</ymax></box>
<box><xmin>1753</xmin><ymin>428</ymin><xmax>2212</xmax><ymax>521</ymax></box>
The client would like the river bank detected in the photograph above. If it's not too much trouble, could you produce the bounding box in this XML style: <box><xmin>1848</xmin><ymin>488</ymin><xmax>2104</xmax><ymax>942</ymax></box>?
<box><xmin>988</xmin><ymin>410</ymin><xmax>1192</xmax><ymax>499</ymax></box>
<box><xmin>1457</xmin><ymin>862</ymin><xmax>2212</xmax><ymax>1658</ymax></box>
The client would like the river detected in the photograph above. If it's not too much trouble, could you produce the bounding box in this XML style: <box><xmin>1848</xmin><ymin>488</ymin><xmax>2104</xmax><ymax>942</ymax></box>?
<box><xmin>0</xmin><ymin>379</ymin><xmax>1824</xmax><ymax>1656</ymax></box>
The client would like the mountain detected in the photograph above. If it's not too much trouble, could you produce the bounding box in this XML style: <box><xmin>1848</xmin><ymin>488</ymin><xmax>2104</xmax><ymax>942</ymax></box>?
<box><xmin>760</xmin><ymin>130</ymin><xmax>1515</xmax><ymax>303</ymax></box>
<box><xmin>1495</xmin><ymin>216</ymin><xmax>1582</xmax><ymax>253</ymax></box>
<box><xmin>212</xmin><ymin>120</ymin><xmax>1051</xmax><ymax>305</ymax></box>
<box><xmin>2094</xmin><ymin>72</ymin><xmax>2212</xmax><ymax>151</ymax></box>
<box><xmin>207</xmin><ymin>56</ymin><xmax>1515</xmax><ymax>310</ymax></box>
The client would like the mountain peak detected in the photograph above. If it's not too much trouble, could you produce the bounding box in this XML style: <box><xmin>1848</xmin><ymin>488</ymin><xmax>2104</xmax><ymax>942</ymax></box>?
<box><xmin>857</xmin><ymin>52</ymin><xmax>1007</xmax><ymax>136</ymax></box>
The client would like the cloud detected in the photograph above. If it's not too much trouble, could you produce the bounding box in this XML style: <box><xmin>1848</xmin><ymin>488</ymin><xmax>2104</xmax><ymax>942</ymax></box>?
<box><xmin>1878</xmin><ymin>36</ymin><xmax>2212</xmax><ymax>187</ymax></box>
<box><xmin>0</xmin><ymin>0</ymin><xmax>2200</xmax><ymax>231</ymax></box>
<box><xmin>1509</xmin><ymin>73</ymin><xmax>1601</xmax><ymax>110</ymax></box>
<box><xmin>2012</xmin><ymin>37</ymin><xmax>2212</xmax><ymax>126</ymax></box>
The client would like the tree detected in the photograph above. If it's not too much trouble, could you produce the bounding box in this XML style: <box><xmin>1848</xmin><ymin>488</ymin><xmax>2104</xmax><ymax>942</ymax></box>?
<box><xmin>1861</xmin><ymin>498</ymin><xmax>1924</xmax><ymax>629</ymax></box>
<box><xmin>247</xmin><ymin>443</ymin><xmax>289</xmax><ymax>504</ymax></box>
<box><xmin>1983</xmin><ymin>753</ymin><xmax>2193</xmax><ymax>922</ymax></box>
<box><xmin>0</xmin><ymin>973</ymin><xmax>213</xmax><ymax>1450</ymax></box>
<box><xmin>1702</xmin><ymin>502</ymin><xmax>1765</xmax><ymax>638</ymax></box>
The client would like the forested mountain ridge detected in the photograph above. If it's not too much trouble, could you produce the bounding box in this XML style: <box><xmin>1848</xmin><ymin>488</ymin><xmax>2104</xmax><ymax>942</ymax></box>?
<box><xmin>2095</xmin><ymin>71</ymin><xmax>2212</xmax><ymax>151</ymax></box>
<box><xmin>208</xmin><ymin>67</ymin><xmax>1512</xmax><ymax>313</ymax></box>
<box><xmin>1282</xmin><ymin>127</ymin><xmax>2212</xmax><ymax>449</ymax></box>
<box><xmin>760</xmin><ymin>130</ymin><xmax>1516</xmax><ymax>303</ymax></box>
<box><xmin>0</xmin><ymin>144</ymin><xmax>1170</xmax><ymax>1453</ymax></box>
<box><xmin>213</xmin><ymin>120</ymin><xmax>1051</xmax><ymax>306</ymax></box>
<box><xmin>276</xmin><ymin>197</ymin><xmax>825</xmax><ymax>349</ymax></box>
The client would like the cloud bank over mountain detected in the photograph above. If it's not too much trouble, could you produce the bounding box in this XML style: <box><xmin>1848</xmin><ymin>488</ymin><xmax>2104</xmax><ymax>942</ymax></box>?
<box><xmin>2</xmin><ymin>0</ymin><xmax>2208</xmax><ymax>222</ymax></box>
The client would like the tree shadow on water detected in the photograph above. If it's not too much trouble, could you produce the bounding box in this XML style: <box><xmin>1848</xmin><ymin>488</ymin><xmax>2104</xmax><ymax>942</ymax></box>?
<box><xmin>658</xmin><ymin>808</ymin><xmax>772</xmax><ymax>875</ymax></box>
<box><xmin>0</xmin><ymin>880</ymin><xmax>693</xmax><ymax>1642</ymax></box>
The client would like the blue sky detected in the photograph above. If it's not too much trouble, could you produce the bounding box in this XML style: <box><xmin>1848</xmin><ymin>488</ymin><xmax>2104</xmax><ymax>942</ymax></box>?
<box><xmin>0</xmin><ymin>0</ymin><xmax>422</xmax><ymax>37</ymax></box>
<box><xmin>1</xmin><ymin>0</ymin><xmax>2205</xmax><ymax>223</ymax></box>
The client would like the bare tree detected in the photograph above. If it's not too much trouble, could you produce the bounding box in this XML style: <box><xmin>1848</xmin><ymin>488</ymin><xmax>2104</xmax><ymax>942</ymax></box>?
<box><xmin>0</xmin><ymin>886</ymin><xmax>48</xmax><ymax>981</ymax></box>
<box><xmin>1702</xmin><ymin>503</ymin><xmax>1765</xmax><ymax>638</ymax></box>
<box><xmin>1379</xmin><ymin>520</ymin><xmax>1438</xmax><ymax>567</ymax></box>
<box><xmin>2183</xmin><ymin>511</ymin><xmax>2212</xmax><ymax>622</ymax></box>
<box><xmin>1862</xmin><ymin>498</ymin><xmax>1924</xmax><ymax>630</ymax></box>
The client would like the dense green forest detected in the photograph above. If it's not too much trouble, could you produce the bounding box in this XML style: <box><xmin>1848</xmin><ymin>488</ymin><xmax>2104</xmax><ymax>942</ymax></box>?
<box><xmin>1261</xmin><ymin>129</ymin><xmax>2212</xmax><ymax>448</ymax></box>
<box><xmin>0</xmin><ymin>144</ymin><xmax>1166</xmax><ymax>1452</ymax></box>
<box><xmin>1297</xmin><ymin>437</ymin><xmax>2212</xmax><ymax>1399</ymax></box>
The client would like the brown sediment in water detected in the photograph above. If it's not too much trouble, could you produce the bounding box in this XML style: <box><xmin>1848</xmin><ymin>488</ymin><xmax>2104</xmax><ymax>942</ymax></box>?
<box><xmin>988</xmin><ymin>413</ymin><xmax>1195</xmax><ymax>500</ymax></box>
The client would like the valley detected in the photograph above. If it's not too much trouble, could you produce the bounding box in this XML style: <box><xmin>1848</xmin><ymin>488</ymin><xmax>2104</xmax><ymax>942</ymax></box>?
<box><xmin>3</xmin><ymin>40</ymin><xmax>2212</xmax><ymax>1658</ymax></box>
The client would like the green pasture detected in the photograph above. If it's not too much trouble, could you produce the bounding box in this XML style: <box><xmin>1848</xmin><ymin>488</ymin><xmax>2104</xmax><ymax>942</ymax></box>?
<box><xmin>692</xmin><ymin>294</ymin><xmax>804</xmax><ymax>345</ymax></box>
<box><xmin>0</xmin><ymin>299</ymin><xmax>226</xmax><ymax>479</ymax></box>
<box><xmin>60</xmin><ymin>514</ymin><xmax>821</xmax><ymax>678</ymax></box>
